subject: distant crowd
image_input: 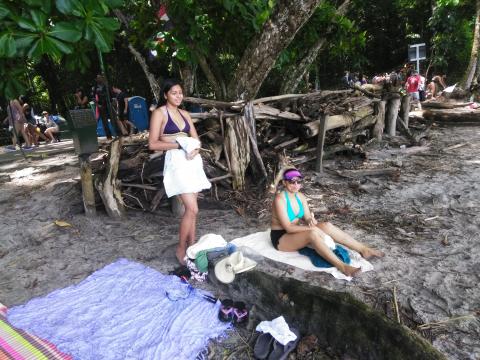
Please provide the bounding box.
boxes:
[341,67,448,103]
[2,74,136,151]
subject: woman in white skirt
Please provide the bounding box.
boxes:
[149,79,211,264]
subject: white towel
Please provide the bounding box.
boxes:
[231,230,373,281]
[256,316,297,346]
[176,136,200,154]
[163,139,211,197]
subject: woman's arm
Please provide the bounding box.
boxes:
[124,97,128,114]
[273,194,309,234]
[298,193,317,226]
[148,108,181,151]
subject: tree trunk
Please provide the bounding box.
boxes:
[373,100,386,140]
[461,0,480,90]
[225,116,250,190]
[114,9,161,102]
[179,62,195,96]
[280,0,351,94]
[227,0,323,100]
[386,97,401,136]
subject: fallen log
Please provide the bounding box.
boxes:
[423,108,480,123]
[302,106,374,138]
[254,104,305,122]
[421,101,473,109]
[335,167,400,179]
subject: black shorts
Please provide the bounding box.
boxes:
[118,112,128,121]
[270,229,287,250]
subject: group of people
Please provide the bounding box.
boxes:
[149,79,384,277]
[3,95,60,151]
[87,75,136,139]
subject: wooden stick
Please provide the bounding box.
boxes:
[393,286,401,324]
[274,137,300,150]
[79,156,96,217]
[315,114,328,172]
[208,174,232,183]
[119,182,158,191]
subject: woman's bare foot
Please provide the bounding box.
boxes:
[176,246,186,265]
[361,247,385,259]
[342,264,361,277]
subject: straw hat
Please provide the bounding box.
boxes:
[214,251,257,284]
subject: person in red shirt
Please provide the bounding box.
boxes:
[405,71,421,101]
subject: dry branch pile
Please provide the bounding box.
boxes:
[88,89,389,215]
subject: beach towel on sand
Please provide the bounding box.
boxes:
[8,259,229,360]
[231,230,373,281]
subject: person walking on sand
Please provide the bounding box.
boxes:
[148,79,211,264]
[270,168,384,277]
[6,98,32,150]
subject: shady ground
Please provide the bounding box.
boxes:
[0,123,479,360]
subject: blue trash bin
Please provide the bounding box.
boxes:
[128,96,149,131]
[96,116,117,137]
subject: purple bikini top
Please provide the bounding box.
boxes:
[163,108,190,135]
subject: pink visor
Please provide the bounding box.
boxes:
[283,169,303,180]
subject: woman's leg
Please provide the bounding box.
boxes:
[278,228,360,277]
[44,128,55,142]
[16,122,30,147]
[316,222,384,259]
[177,193,199,264]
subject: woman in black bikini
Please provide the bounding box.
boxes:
[149,79,206,264]
[271,168,384,277]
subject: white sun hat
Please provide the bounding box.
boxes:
[214,251,257,284]
[186,233,227,259]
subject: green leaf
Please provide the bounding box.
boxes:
[55,0,82,15]
[46,36,73,54]
[17,17,38,32]
[0,34,17,57]
[99,17,120,31]
[13,32,37,52]
[30,9,47,27]
[91,24,111,52]
[49,21,82,42]
[0,3,10,19]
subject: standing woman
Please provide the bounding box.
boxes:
[271,168,384,277]
[149,79,211,264]
[7,98,32,149]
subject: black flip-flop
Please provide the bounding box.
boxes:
[267,327,300,360]
[253,332,274,359]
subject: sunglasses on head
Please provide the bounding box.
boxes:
[286,179,302,185]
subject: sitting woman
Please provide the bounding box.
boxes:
[271,168,384,277]
[42,111,59,143]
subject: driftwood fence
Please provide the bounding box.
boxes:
[85,83,429,217]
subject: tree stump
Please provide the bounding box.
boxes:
[95,138,125,218]
[225,116,250,190]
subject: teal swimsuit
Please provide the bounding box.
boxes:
[284,191,304,221]
[271,191,305,249]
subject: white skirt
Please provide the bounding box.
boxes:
[163,149,211,198]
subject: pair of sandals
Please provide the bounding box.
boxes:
[218,299,248,324]
[253,328,300,360]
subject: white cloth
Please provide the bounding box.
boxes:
[231,230,374,281]
[163,138,211,198]
[186,234,227,259]
[176,136,200,154]
[256,316,297,346]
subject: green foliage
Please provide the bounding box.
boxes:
[0,0,122,98]
[428,0,475,80]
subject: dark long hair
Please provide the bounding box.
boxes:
[159,79,183,106]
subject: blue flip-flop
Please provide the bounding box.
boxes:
[267,327,300,360]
